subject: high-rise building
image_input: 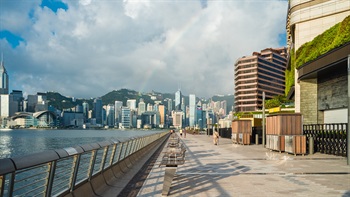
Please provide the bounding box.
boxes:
[26,93,48,112]
[11,90,24,112]
[0,94,10,117]
[172,111,183,129]
[167,98,172,115]
[147,103,153,111]
[153,103,159,112]
[121,107,131,128]
[175,89,182,111]
[106,104,115,127]
[158,104,165,127]
[0,56,9,94]
[220,100,227,116]
[127,99,137,111]
[234,48,287,112]
[138,99,146,115]
[189,94,196,127]
[92,97,103,125]
[82,102,89,122]
[196,105,203,129]
[114,101,123,126]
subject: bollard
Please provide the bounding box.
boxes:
[162,165,177,196]
[309,136,314,155]
[255,134,259,145]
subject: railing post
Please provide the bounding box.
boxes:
[45,161,56,197]
[109,144,117,166]
[6,172,15,197]
[100,146,109,171]
[117,143,125,161]
[70,154,81,192]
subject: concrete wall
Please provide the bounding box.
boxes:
[301,70,347,124]
[318,71,347,111]
[300,78,317,124]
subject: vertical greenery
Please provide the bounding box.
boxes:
[285,15,350,96]
[295,15,350,69]
[285,49,295,96]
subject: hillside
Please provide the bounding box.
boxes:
[47,89,234,111]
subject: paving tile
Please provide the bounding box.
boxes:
[137,133,350,197]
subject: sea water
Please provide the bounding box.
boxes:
[0,129,164,159]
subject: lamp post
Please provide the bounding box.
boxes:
[347,55,350,165]
[262,91,266,147]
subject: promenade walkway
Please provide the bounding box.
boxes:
[136,133,350,197]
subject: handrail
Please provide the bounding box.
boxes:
[0,131,168,197]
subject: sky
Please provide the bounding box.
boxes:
[0,0,289,99]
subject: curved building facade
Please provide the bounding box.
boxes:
[286,0,350,123]
[287,0,350,51]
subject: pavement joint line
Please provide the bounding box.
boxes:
[185,158,347,161]
[176,172,350,175]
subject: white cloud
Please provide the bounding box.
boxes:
[1,0,288,99]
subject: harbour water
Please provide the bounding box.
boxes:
[0,129,164,159]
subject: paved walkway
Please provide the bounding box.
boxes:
[137,133,350,197]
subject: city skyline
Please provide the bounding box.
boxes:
[1,0,288,99]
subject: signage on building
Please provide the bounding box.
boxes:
[268,106,281,113]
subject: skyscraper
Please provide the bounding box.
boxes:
[138,99,146,115]
[158,104,165,127]
[0,56,9,94]
[114,100,123,126]
[93,97,103,125]
[82,102,89,122]
[167,98,172,115]
[0,94,10,117]
[175,89,182,111]
[121,107,131,128]
[11,90,24,112]
[127,99,137,111]
[189,94,196,127]
[106,104,115,127]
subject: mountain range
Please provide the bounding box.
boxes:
[46,89,234,112]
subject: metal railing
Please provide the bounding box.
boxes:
[0,131,168,197]
[303,123,347,157]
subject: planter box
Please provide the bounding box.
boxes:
[284,135,306,155]
[238,133,251,145]
[232,120,252,134]
[232,133,238,144]
[266,135,285,152]
[266,113,303,135]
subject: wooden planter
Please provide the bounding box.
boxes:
[266,113,303,135]
[232,120,252,134]
[238,133,251,145]
[285,135,306,155]
[266,135,285,152]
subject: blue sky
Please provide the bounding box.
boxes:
[0,0,288,98]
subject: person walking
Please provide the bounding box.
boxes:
[183,128,186,138]
[179,129,183,137]
[213,130,219,145]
